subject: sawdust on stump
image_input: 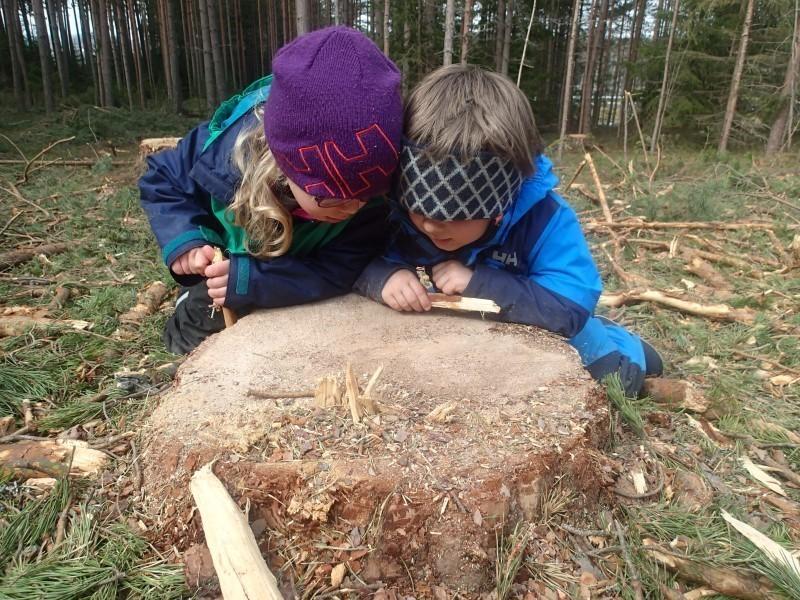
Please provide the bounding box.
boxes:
[141,295,608,594]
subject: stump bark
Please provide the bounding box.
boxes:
[142,295,608,593]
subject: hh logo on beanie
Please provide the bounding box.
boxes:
[279,124,399,199]
[264,26,403,200]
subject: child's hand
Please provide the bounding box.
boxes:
[170,245,216,276]
[432,260,473,295]
[205,259,229,306]
[382,269,432,312]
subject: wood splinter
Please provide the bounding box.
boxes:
[212,248,238,328]
[190,462,282,600]
[428,293,501,314]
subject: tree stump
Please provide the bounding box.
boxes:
[142,295,608,593]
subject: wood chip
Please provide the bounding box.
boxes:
[631,469,648,495]
[741,456,787,497]
[721,510,800,580]
[330,563,347,587]
[345,362,361,425]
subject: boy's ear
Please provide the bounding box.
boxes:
[493,215,504,225]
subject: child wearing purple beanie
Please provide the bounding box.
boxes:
[140,27,403,353]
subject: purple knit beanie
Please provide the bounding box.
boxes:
[263,26,402,200]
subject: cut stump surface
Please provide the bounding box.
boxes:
[142,295,608,593]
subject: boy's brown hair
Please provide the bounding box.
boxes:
[405,65,544,177]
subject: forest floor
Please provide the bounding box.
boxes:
[0,106,798,599]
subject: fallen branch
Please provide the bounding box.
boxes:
[643,541,780,599]
[190,462,283,600]
[47,286,72,311]
[0,315,91,337]
[0,439,108,479]
[428,293,501,314]
[247,389,313,399]
[0,159,126,167]
[585,152,613,223]
[614,520,644,600]
[599,289,756,324]
[586,219,774,232]
[113,281,169,339]
[628,239,755,271]
[0,242,69,270]
[685,257,731,290]
[139,137,181,158]
[20,136,76,184]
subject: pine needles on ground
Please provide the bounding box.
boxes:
[604,374,645,436]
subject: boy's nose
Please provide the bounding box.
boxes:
[422,218,443,233]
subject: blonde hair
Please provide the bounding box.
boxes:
[229,106,292,258]
[405,65,543,176]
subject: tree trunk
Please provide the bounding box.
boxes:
[591,0,612,127]
[718,0,755,153]
[650,0,679,153]
[31,0,54,112]
[113,0,133,109]
[127,0,145,107]
[257,0,265,73]
[166,0,182,112]
[495,0,505,70]
[206,0,226,101]
[501,0,514,75]
[383,0,389,55]
[107,0,123,91]
[295,0,309,35]
[2,0,26,109]
[443,0,455,65]
[79,0,98,105]
[766,3,800,153]
[557,0,581,157]
[197,0,216,108]
[156,0,172,100]
[578,0,608,133]
[623,0,645,94]
[46,0,68,96]
[96,0,114,106]
[460,0,473,64]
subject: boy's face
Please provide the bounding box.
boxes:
[409,212,492,251]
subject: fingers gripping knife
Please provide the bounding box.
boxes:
[212,248,238,328]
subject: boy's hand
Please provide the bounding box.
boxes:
[432,260,473,295]
[170,245,215,276]
[205,259,229,306]
[382,269,432,312]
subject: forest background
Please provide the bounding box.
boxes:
[0,0,797,153]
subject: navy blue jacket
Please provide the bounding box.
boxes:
[355,155,647,376]
[139,112,389,311]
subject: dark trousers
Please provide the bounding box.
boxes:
[163,284,227,355]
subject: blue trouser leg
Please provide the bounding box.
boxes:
[569,316,659,396]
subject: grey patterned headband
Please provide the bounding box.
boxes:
[396,140,523,221]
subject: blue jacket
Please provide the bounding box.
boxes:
[139,110,389,311]
[355,155,647,379]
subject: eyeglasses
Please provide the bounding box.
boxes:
[315,197,367,208]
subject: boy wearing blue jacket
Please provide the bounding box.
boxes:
[355,65,662,396]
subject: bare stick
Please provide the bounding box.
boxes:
[599,289,756,323]
[0,159,126,167]
[20,136,76,184]
[515,0,537,87]
[586,219,774,232]
[213,248,238,327]
[345,361,361,425]
[585,152,613,223]
[0,182,51,217]
[625,91,650,168]
[428,293,501,314]
[190,463,283,600]
[614,520,644,600]
[0,242,69,270]
[246,389,314,399]
[563,159,586,193]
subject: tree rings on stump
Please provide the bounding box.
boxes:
[142,295,608,593]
